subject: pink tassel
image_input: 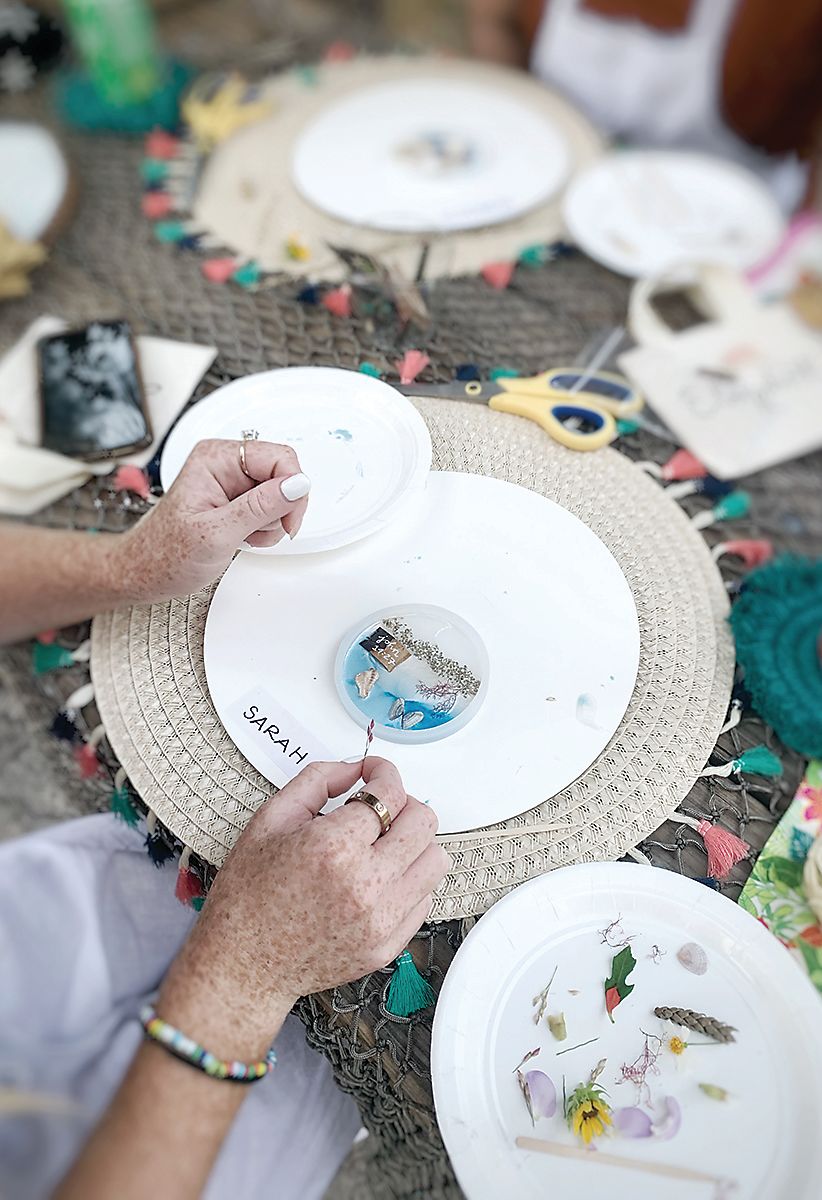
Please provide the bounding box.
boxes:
[202,257,238,284]
[144,129,181,160]
[323,39,356,61]
[74,742,102,779]
[481,261,516,290]
[697,820,749,879]
[36,629,58,644]
[322,284,353,318]
[660,449,707,482]
[394,350,430,385]
[113,465,151,500]
[712,539,774,568]
[141,191,173,220]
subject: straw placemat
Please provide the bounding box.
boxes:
[91,397,734,920]
[184,54,603,282]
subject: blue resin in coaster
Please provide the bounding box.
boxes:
[335,604,488,745]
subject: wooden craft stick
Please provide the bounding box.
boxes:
[515,1137,727,1186]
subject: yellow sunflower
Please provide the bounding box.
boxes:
[566,1081,613,1145]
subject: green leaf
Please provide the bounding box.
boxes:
[796,940,822,993]
[604,945,636,1021]
[761,856,804,889]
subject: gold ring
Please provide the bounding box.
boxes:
[345,789,392,837]
[238,440,253,479]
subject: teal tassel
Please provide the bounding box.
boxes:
[734,745,783,777]
[359,362,381,377]
[111,786,141,828]
[518,243,551,268]
[32,643,75,674]
[616,418,640,436]
[714,490,751,522]
[232,260,262,288]
[140,158,168,185]
[385,949,435,1017]
[154,220,187,244]
[489,367,519,381]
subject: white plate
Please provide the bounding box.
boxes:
[0,121,69,243]
[432,863,822,1200]
[292,79,570,233]
[203,472,639,832]
[160,367,432,555]
[563,150,785,278]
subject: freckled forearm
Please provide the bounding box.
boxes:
[0,523,139,645]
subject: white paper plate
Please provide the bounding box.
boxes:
[160,367,432,555]
[563,150,784,278]
[203,472,639,833]
[0,121,69,243]
[292,79,570,233]
[432,863,822,1200]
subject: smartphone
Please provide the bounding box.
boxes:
[38,320,152,460]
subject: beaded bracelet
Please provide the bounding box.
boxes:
[139,1004,277,1083]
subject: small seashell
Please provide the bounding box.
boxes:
[388,698,405,721]
[401,710,424,729]
[355,668,379,699]
[677,942,708,976]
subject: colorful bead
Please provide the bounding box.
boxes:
[139,1004,276,1084]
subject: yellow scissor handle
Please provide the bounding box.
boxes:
[497,368,644,417]
[488,391,616,451]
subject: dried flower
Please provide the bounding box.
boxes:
[565,1080,612,1145]
[531,966,558,1025]
[699,1083,730,1102]
[518,1069,557,1124]
[512,1047,540,1074]
[654,1006,737,1044]
[617,1032,662,1105]
[668,1036,686,1056]
[547,1012,567,1041]
[599,915,634,949]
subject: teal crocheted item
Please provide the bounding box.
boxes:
[730,556,822,756]
[55,59,192,133]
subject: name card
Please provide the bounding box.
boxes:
[227,688,334,786]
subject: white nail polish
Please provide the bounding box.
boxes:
[280,473,311,502]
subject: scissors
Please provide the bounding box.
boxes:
[399,367,643,451]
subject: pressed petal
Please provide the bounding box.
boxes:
[524,1070,557,1119]
[652,1095,683,1141]
[571,1107,584,1135]
[588,1117,603,1138]
[613,1107,654,1138]
[598,1106,612,1127]
[581,1121,594,1144]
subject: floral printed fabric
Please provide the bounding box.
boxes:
[739,760,822,992]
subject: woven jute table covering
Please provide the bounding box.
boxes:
[0,82,818,1200]
[91,398,734,920]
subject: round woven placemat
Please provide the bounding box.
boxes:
[91,396,734,919]
[187,54,603,281]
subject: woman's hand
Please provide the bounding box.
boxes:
[115,438,311,603]
[156,757,449,1059]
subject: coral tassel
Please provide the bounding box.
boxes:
[697,820,749,879]
[113,465,152,501]
[385,949,435,1017]
[394,350,430,385]
[661,449,707,482]
[711,539,774,568]
[481,260,516,290]
[322,284,353,318]
[175,847,206,906]
[74,743,102,778]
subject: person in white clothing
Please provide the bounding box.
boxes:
[0,438,449,1199]
[468,0,822,210]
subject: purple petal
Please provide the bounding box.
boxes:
[524,1070,557,1119]
[613,1107,654,1138]
[651,1095,682,1141]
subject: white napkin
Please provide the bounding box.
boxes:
[0,318,217,514]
